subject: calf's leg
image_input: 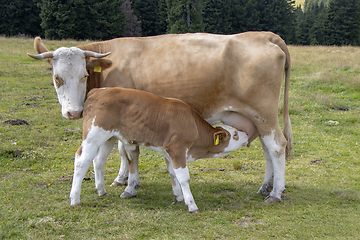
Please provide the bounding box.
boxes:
[111,141,130,186]
[165,157,183,202]
[70,127,113,206]
[166,141,198,213]
[70,143,100,206]
[120,144,140,198]
[93,137,116,196]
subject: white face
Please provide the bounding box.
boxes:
[52,47,88,119]
[219,125,248,154]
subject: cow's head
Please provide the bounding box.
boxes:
[28,42,110,119]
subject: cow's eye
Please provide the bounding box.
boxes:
[81,74,89,82]
[54,75,64,88]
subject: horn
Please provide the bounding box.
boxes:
[27,52,54,60]
[84,51,111,58]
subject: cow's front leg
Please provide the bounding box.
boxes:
[259,129,287,203]
[93,138,116,196]
[165,157,183,202]
[70,143,99,206]
[120,144,140,198]
[111,141,130,186]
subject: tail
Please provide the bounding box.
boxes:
[280,40,293,159]
[283,55,293,159]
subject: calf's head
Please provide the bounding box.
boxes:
[211,125,248,157]
[28,45,110,119]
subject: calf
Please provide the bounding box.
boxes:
[70,87,248,213]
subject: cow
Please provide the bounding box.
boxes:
[71,87,249,212]
[28,31,293,203]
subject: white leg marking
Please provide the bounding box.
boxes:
[70,142,99,206]
[260,131,285,202]
[165,157,183,202]
[120,144,140,198]
[70,123,114,205]
[173,166,198,213]
[258,138,274,196]
[93,138,116,196]
[111,141,130,186]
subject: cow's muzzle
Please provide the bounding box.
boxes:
[67,111,83,119]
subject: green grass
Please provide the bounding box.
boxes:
[1,37,360,239]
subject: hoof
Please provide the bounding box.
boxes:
[264,195,281,203]
[190,209,199,214]
[99,192,107,197]
[120,191,136,199]
[257,184,273,196]
[70,203,81,207]
[111,180,127,186]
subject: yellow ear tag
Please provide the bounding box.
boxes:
[214,135,220,146]
[94,65,102,73]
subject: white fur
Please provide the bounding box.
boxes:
[212,125,248,158]
[173,166,198,213]
[52,47,88,119]
[259,130,285,200]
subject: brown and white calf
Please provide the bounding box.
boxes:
[70,87,248,213]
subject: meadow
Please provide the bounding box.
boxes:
[0,36,359,239]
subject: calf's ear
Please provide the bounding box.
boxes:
[213,130,229,146]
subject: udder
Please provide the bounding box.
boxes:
[221,112,259,146]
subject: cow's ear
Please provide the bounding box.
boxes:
[213,130,229,146]
[86,58,112,72]
[34,37,52,65]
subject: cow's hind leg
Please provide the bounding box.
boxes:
[257,137,274,196]
[93,137,117,196]
[259,127,287,203]
[111,141,130,186]
[120,144,140,198]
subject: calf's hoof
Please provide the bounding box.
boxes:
[111,180,127,186]
[190,209,199,214]
[264,195,281,203]
[120,191,136,198]
[98,192,107,197]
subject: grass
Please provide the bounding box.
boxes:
[1,36,360,239]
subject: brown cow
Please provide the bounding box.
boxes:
[70,87,249,213]
[28,32,293,202]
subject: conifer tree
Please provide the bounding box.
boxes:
[325,0,360,45]
[0,0,42,37]
[166,0,205,33]
[39,0,125,40]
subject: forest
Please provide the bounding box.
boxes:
[0,0,360,46]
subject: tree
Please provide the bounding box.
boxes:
[203,0,235,34]
[119,0,141,37]
[132,0,167,36]
[325,0,360,46]
[39,0,125,40]
[0,0,43,37]
[166,0,205,33]
[257,0,297,44]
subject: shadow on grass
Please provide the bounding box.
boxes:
[76,179,360,213]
